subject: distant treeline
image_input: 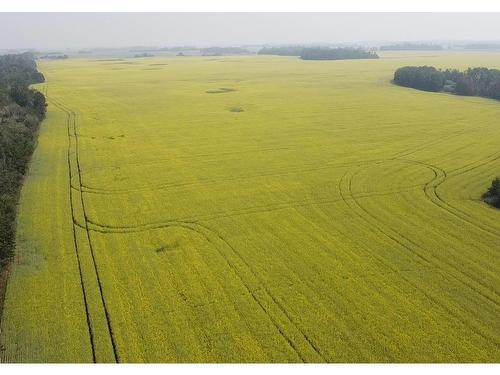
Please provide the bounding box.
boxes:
[37,54,68,60]
[483,178,500,208]
[130,46,197,53]
[200,47,250,56]
[134,53,154,58]
[258,46,305,56]
[300,48,379,60]
[464,43,500,50]
[127,46,251,56]
[380,43,443,51]
[393,66,500,100]
[0,53,46,270]
[258,46,378,60]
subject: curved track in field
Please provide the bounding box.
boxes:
[335,158,499,344]
[50,96,332,363]
[50,97,119,363]
[46,89,500,361]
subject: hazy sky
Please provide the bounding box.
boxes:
[1,13,499,50]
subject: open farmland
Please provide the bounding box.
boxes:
[0,52,499,362]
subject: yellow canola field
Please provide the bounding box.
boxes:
[1,52,499,362]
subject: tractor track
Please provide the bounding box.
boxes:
[50,97,119,363]
[346,161,500,304]
[77,183,421,235]
[337,165,499,344]
[76,159,385,195]
[49,98,96,362]
[45,90,500,361]
[89,216,328,362]
[404,157,500,239]
[50,96,326,362]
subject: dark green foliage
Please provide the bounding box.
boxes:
[0,53,45,267]
[454,68,500,99]
[455,76,476,96]
[483,178,500,208]
[300,48,379,61]
[258,46,305,56]
[0,53,44,87]
[393,66,500,100]
[31,90,47,119]
[393,66,444,92]
[9,85,29,107]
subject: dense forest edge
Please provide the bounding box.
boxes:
[0,53,46,318]
[393,66,500,100]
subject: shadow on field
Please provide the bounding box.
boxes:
[206,87,236,94]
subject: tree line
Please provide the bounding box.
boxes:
[258,46,379,60]
[393,66,500,100]
[258,46,305,56]
[200,47,250,56]
[300,48,378,60]
[0,52,46,270]
[464,43,500,50]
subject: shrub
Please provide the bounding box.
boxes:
[483,177,500,208]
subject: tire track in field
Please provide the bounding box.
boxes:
[79,113,475,196]
[191,221,329,362]
[75,200,331,359]
[389,126,500,237]
[86,218,328,362]
[352,158,500,286]
[390,129,469,160]
[344,160,500,332]
[79,169,445,358]
[77,124,475,197]
[346,161,500,304]
[438,152,500,233]
[337,167,430,266]
[50,98,327,362]
[388,127,500,237]
[50,97,119,363]
[78,134,500,353]
[311,182,496,354]
[80,183,421,235]
[91,218,325,361]
[397,159,500,299]
[48,98,96,362]
[337,165,499,344]
[446,151,500,175]
[449,151,500,201]
[77,158,387,195]
[402,157,500,239]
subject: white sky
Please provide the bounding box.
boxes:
[0,13,499,50]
